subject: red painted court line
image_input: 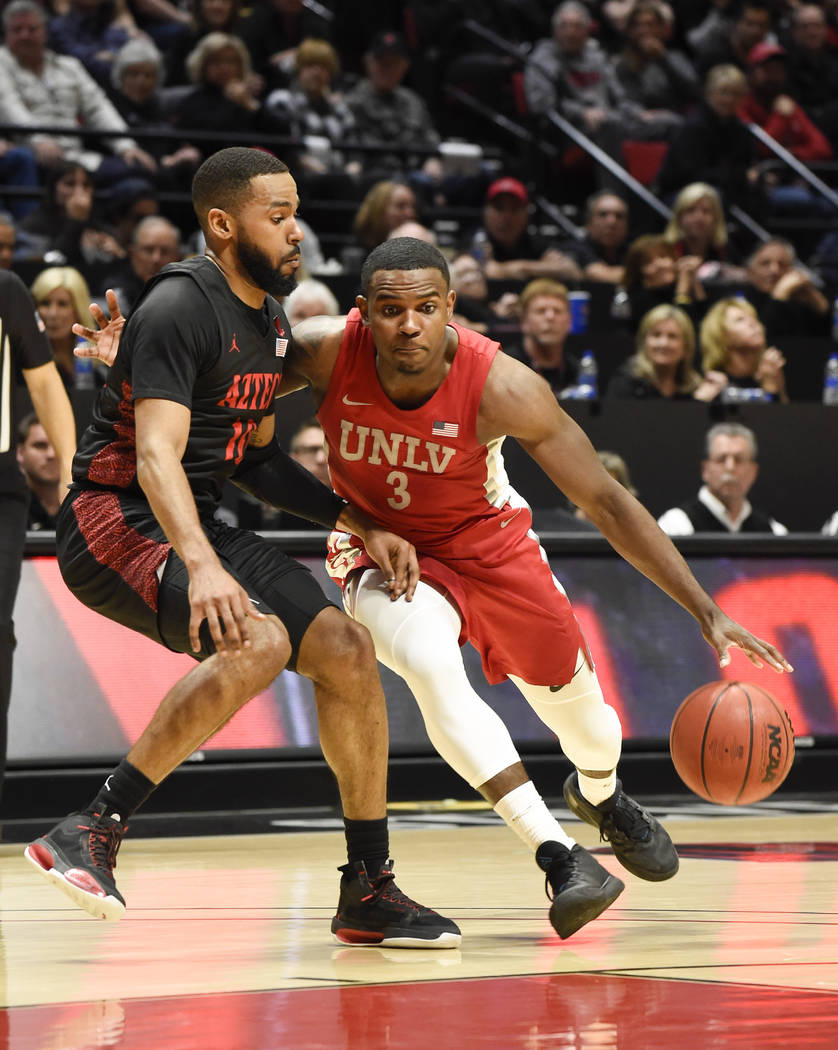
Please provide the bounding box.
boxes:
[4,973,838,1050]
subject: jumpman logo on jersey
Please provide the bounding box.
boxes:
[229,333,240,353]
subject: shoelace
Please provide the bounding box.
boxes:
[81,818,124,872]
[600,796,651,845]
[360,864,423,913]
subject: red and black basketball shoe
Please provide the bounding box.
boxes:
[331,860,461,948]
[24,810,127,920]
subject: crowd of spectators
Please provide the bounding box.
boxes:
[2,0,838,533]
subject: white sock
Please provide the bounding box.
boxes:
[494,781,575,853]
[576,771,617,807]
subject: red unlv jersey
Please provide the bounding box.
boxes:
[318,309,584,687]
[318,308,520,555]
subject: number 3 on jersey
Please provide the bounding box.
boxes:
[386,470,411,509]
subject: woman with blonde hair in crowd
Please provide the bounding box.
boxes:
[606,303,705,399]
[699,296,788,402]
[662,182,745,283]
[30,267,97,390]
[352,180,417,252]
[172,33,280,157]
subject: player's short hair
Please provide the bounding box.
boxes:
[360,237,450,293]
[191,147,289,234]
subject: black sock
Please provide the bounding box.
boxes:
[85,759,156,822]
[343,816,389,875]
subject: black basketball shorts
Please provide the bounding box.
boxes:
[56,488,334,668]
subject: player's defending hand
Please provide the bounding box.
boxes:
[700,606,793,673]
[72,289,125,367]
[187,560,265,655]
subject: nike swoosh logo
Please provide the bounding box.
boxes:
[500,508,523,528]
[342,395,374,406]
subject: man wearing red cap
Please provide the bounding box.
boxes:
[467,176,581,282]
[738,41,832,163]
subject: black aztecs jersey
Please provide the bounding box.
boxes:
[72,256,292,517]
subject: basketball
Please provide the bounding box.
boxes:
[669,681,795,805]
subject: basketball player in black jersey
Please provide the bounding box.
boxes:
[24,148,461,949]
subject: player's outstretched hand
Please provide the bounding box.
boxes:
[72,289,125,367]
[363,526,420,602]
[187,561,265,655]
[701,607,793,673]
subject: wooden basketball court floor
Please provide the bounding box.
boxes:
[0,797,836,1049]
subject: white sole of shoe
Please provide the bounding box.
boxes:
[332,930,462,949]
[24,845,125,921]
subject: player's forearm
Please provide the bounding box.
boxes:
[25,362,77,494]
[587,487,719,624]
[137,449,216,572]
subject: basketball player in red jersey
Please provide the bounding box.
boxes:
[281,238,793,939]
[80,236,792,941]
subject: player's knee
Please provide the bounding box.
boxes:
[314,611,377,680]
[249,615,292,678]
[559,702,622,770]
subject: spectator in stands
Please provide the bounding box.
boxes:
[699,296,789,402]
[0,1,156,184]
[739,41,833,214]
[165,0,245,85]
[743,237,830,338]
[110,39,202,186]
[785,4,838,150]
[265,38,360,184]
[504,278,580,396]
[662,182,746,284]
[172,33,281,159]
[106,213,181,311]
[524,2,683,187]
[559,191,630,284]
[740,40,832,163]
[239,0,334,91]
[29,265,97,390]
[612,0,700,135]
[352,179,418,253]
[16,412,62,530]
[126,0,191,57]
[617,233,707,332]
[48,0,137,88]
[387,220,436,243]
[693,0,774,75]
[449,252,520,332]
[16,160,124,269]
[656,63,757,209]
[344,31,444,196]
[283,278,340,325]
[0,213,16,268]
[605,303,705,399]
[0,138,41,220]
[467,177,582,283]
[658,422,788,534]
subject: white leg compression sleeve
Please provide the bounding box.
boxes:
[509,650,623,779]
[348,570,521,788]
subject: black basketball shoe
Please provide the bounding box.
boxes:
[331,860,461,949]
[536,842,625,939]
[563,773,679,881]
[24,810,127,920]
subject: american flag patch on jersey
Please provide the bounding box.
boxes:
[275,338,288,357]
[432,420,459,438]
